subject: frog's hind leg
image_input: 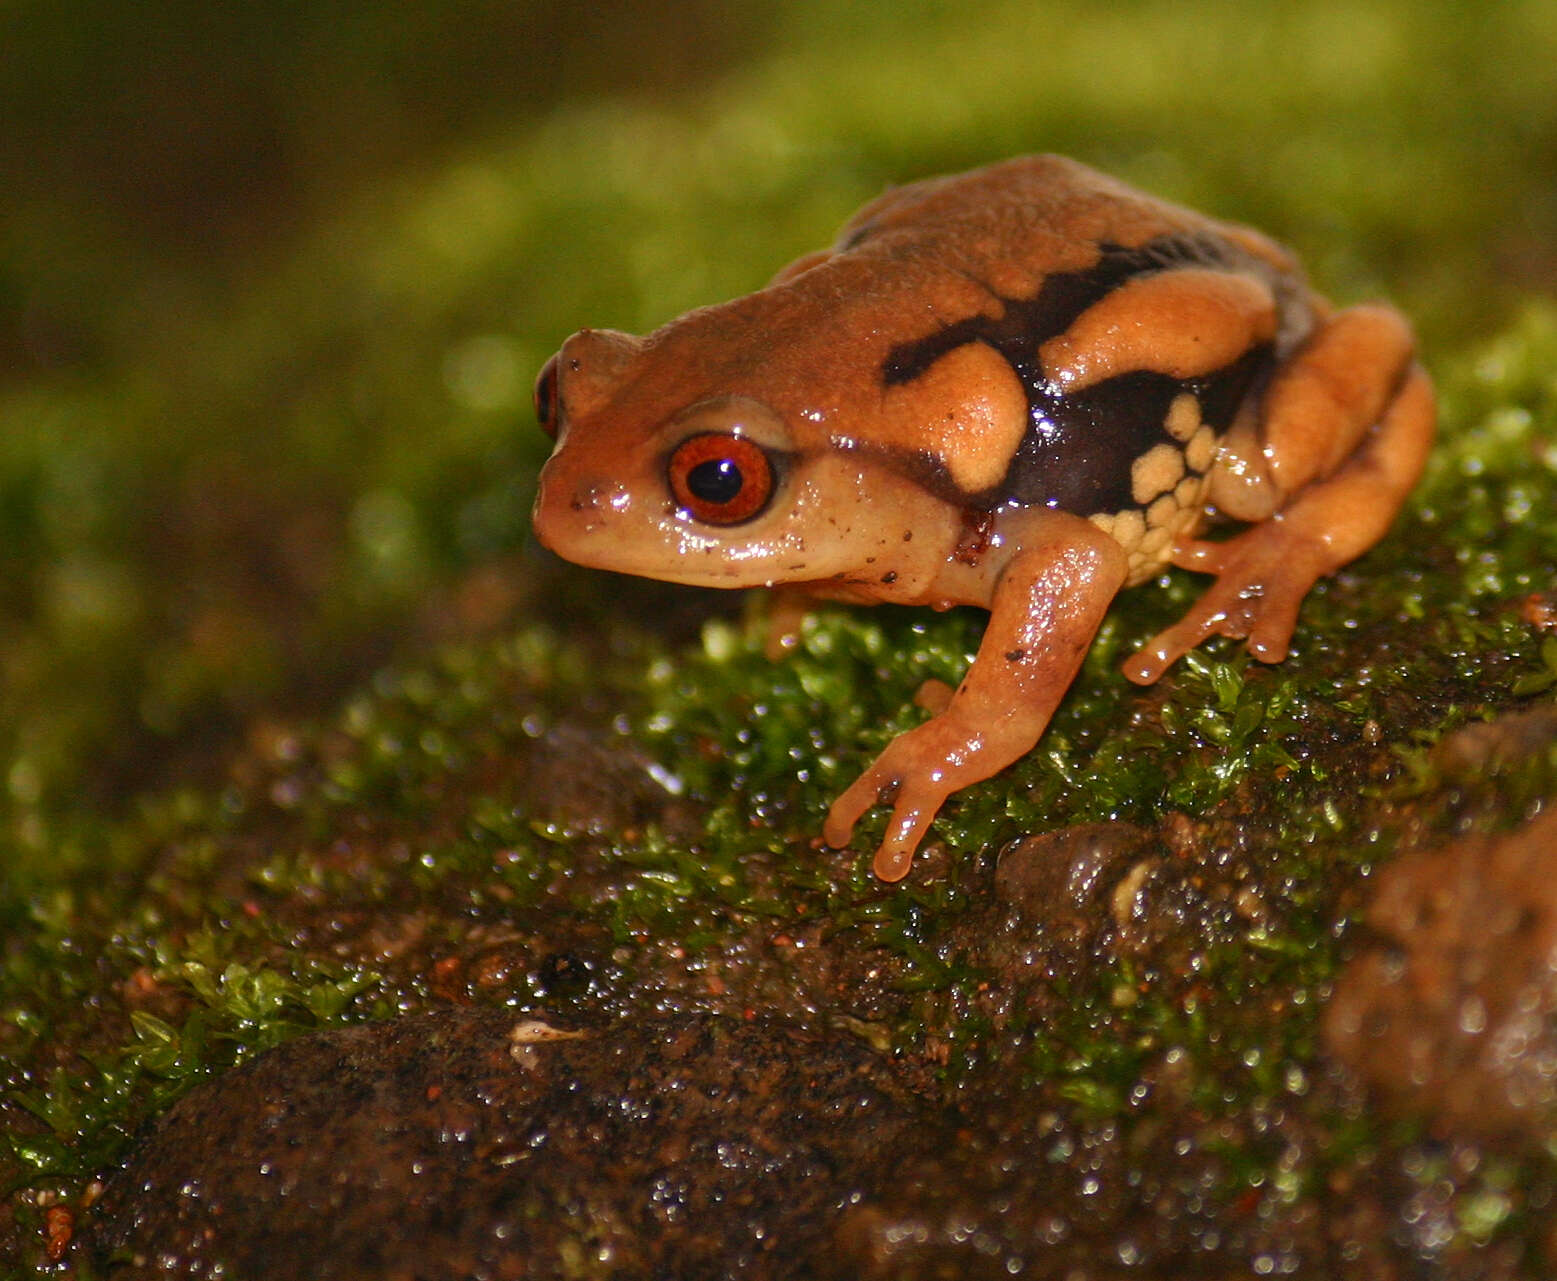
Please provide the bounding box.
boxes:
[1124,304,1435,685]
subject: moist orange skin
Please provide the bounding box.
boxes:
[533,154,1435,882]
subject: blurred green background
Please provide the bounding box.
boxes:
[2,0,1554,872]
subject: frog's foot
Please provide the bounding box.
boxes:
[1122,523,1330,685]
[1125,355,1435,687]
[823,716,980,882]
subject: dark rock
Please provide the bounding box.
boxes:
[88,1008,923,1280]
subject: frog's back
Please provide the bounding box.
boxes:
[815,156,1316,578]
[836,154,1296,286]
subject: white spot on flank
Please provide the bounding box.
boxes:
[1165,393,1202,442]
[1131,443,1185,505]
[1147,493,1180,529]
[1186,425,1218,473]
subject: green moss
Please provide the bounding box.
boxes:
[15,286,1554,1252]
[4,903,386,1189]
[6,0,1557,1272]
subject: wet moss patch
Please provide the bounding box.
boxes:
[2,305,1556,1274]
[5,2,1557,1274]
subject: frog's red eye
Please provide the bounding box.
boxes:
[667,433,775,525]
[534,354,560,438]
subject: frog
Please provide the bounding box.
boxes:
[531,154,1435,883]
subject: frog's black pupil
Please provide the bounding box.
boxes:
[687,457,744,505]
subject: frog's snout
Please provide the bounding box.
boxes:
[562,479,614,514]
[532,455,632,551]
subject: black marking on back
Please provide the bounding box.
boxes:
[880,233,1279,515]
[999,346,1272,514]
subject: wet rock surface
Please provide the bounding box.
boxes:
[23,630,1557,1278]
[81,1003,1365,1281]
[77,811,1401,1281]
[89,1009,925,1280]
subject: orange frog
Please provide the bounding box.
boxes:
[532,155,1434,882]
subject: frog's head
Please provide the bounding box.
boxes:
[531,323,916,591]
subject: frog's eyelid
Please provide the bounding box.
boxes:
[534,355,561,438]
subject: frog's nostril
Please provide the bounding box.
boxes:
[568,482,623,514]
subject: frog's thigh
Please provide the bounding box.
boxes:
[1040,268,1278,392]
[1243,357,1435,573]
[1209,304,1417,520]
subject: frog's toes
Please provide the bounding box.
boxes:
[1124,526,1328,684]
[825,730,957,879]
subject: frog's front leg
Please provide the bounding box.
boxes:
[1125,304,1435,685]
[825,518,1128,881]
